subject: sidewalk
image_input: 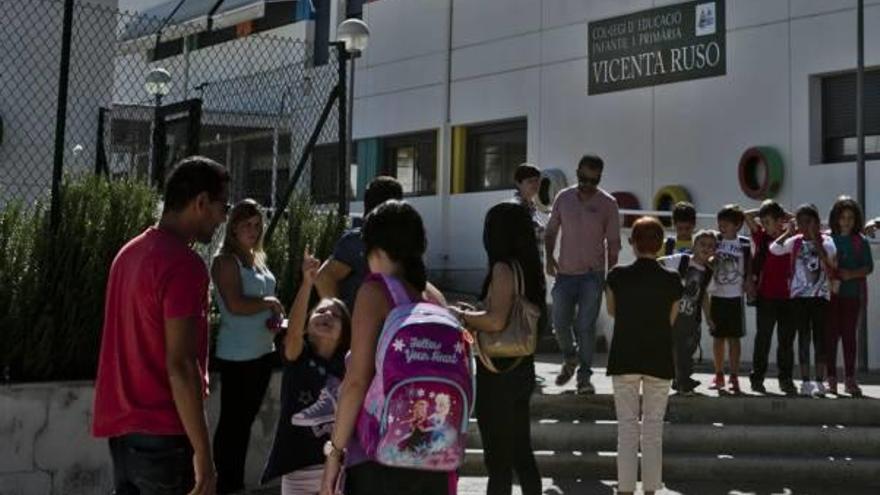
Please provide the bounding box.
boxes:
[534,352,880,397]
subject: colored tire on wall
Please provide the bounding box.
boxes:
[738,146,784,200]
[611,191,641,228]
[537,168,568,212]
[653,185,692,226]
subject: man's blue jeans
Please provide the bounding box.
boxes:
[551,272,605,384]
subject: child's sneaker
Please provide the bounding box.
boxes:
[728,375,741,394]
[709,373,725,390]
[827,377,838,395]
[799,380,816,397]
[813,381,827,397]
[291,382,339,427]
[845,378,863,398]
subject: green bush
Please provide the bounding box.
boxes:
[265,194,347,307]
[0,175,158,382]
[0,176,346,383]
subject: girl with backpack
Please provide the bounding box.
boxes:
[770,204,837,397]
[320,200,471,495]
[827,196,874,397]
[450,202,545,495]
[261,248,351,494]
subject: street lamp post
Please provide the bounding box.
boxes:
[145,67,171,188]
[336,18,370,217]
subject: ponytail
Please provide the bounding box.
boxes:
[401,256,428,292]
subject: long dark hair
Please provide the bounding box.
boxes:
[829,195,864,235]
[362,200,428,291]
[480,202,546,311]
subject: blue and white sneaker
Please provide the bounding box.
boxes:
[291,379,340,427]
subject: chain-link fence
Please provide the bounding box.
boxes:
[1,0,345,215]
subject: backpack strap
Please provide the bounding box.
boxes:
[678,254,690,278]
[790,236,803,280]
[665,237,676,256]
[378,274,414,307]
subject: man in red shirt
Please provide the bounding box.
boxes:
[744,200,795,395]
[93,156,230,495]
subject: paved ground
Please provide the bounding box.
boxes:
[248,476,878,494]
[534,353,880,398]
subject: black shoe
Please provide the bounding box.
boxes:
[750,378,767,394]
[779,379,797,396]
[555,362,577,386]
[576,379,596,395]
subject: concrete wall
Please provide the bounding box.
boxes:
[0,375,282,495]
[347,0,880,368]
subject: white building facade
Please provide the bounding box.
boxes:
[342,0,880,367]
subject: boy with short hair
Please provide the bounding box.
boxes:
[660,229,716,395]
[659,201,697,256]
[707,204,753,393]
[744,200,796,395]
[770,204,837,397]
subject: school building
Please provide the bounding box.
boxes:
[119,0,880,368]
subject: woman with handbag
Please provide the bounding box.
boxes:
[451,202,545,495]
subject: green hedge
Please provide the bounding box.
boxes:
[0,176,345,383]
[0,175,158,382]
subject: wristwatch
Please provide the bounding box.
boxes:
[323,440,345,460]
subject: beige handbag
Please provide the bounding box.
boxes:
[475,262,541,373]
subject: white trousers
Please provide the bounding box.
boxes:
[281,465,324,495]
[612,374,672,493]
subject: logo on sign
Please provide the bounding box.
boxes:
[695,2,716,36]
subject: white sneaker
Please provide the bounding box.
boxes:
[799,380,816,397]
[813,381,827,397]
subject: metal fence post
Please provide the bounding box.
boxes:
[336,45,349,218]
[50,0,75,232]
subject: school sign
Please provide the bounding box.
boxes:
[588,0,726,95]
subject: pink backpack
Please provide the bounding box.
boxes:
[356,275,475,471]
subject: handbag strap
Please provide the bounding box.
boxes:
[510,261,526,297]
[476,260,526,374]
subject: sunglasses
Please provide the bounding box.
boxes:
[578,176,601,186]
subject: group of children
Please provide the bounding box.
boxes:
[658,198,874,397]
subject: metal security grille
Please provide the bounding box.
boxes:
[1,0,345,215]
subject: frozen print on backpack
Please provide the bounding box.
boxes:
[381,389,460,465]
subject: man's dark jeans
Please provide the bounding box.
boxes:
[109,433,194,495]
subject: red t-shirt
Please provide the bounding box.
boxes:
[752,228,791,300]
[92,227,210,438]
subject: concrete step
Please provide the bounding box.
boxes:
[454,477,880,495]
[465,421,880,457]
[529,392,880,426]
[460,450,880,487]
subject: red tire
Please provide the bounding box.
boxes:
[738,146,784,200]
[611,191,641,228]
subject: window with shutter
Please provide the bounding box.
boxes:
[821,69,880,163]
